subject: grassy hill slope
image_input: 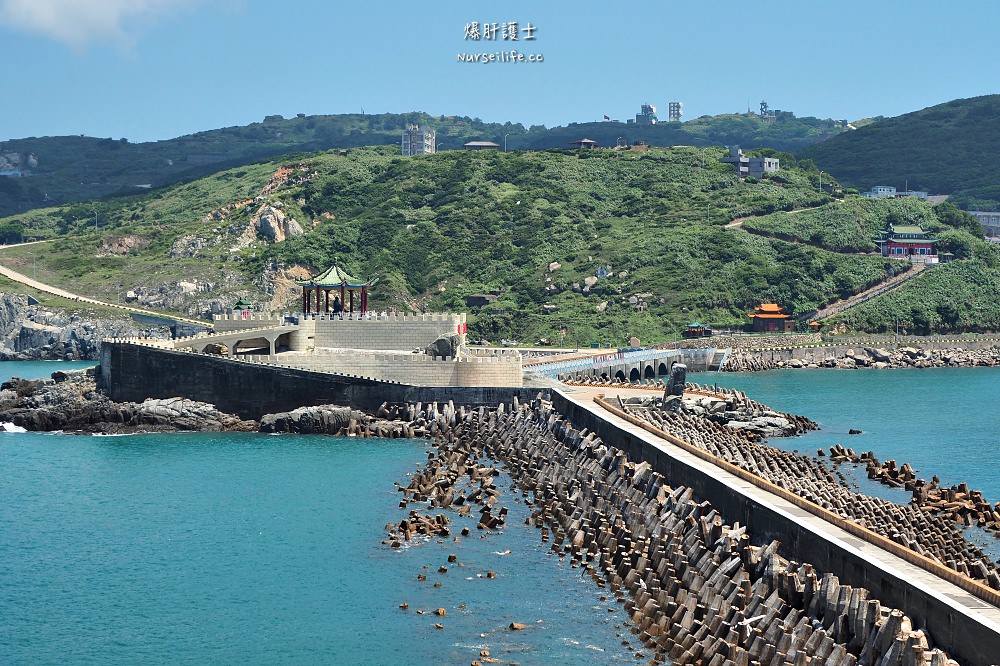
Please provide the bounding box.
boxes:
[0,111,847,219]
[798,95,1000,209]
[10,144,971,344]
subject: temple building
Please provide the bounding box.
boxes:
[875,223,939,263]
[295,265,376,315]
[748,303,796,333]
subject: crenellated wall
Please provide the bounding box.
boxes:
[212,312,467,352]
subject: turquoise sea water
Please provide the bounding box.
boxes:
[4,361,1000,664]
[0,364,634,665]
[1,360,97,380]
[708,367,1000,502]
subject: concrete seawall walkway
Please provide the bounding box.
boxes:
[554,383,1000,665]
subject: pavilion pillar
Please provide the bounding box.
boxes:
[302,288,307,313]
[361,287,367,314]
[340,283,346,309]
[349,290,354,314]
[324,289,329,313]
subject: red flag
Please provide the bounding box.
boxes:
[603,115,610,120]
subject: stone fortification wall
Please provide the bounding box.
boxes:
[212,312,285,332]
[243,348,523,387]
[550,389,1000,666]
[101,342,530,418]
[212,312,467,352]
[310,313,466,351]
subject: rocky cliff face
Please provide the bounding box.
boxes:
[253,203,304,243]
[0,292,171,360]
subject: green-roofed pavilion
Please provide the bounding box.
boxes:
[682,322,712,339]
[295,265,377,314]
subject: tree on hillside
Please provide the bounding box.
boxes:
[934,201,984,237]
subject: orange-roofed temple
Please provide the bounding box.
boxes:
[749,302,796,333]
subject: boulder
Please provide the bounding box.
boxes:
[424,334,461,359]
[865,348,891,363]
[259,405,368,434]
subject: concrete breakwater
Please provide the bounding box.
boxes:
[825,447,1000,571]
[611,386,1000,593]
[721,345,1000,372]
[406,398,968,665]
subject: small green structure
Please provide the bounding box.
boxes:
[295,265,377,315]
[682,322,712,339]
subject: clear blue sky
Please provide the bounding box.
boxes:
[2,0,999,143]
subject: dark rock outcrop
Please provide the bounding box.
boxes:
[0,368,256,433]
[259,405,369,434]
[0,292,171,361]
[423,334,461,359]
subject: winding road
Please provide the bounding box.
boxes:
[0,241,208,327]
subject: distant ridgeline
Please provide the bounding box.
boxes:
[798,94,1000,210]
[0,109,848,218]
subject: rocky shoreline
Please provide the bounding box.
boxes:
[721,345,1000,372]
[0,293,172,361]
[0,368,415,437]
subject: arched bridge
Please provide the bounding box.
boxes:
[523,347,729,381]
[169,324,296,356]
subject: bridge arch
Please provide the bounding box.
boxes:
[657,362,669,376]
[644,364,656,379]
[615,370,627,382]
[629,367,641,382]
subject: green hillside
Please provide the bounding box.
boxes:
[15,144,991,344]
[798,95,1000,209]
[0,110,847,219]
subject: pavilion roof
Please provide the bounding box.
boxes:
[754,303,785,314]
[295,265,375,289]
[889,224,926,235]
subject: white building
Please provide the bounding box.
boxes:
[862,186,929,200]
[627,103,658,125]
[401,125,436,156]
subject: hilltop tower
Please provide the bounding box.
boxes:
[634,103,658,124]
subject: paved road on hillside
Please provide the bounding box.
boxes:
[0,242,208,327]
